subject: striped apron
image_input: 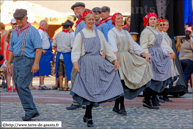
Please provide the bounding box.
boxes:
[71,29,124,103]
[112,30,153,90]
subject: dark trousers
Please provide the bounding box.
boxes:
[180,59,193,91]
[13,56,38,115]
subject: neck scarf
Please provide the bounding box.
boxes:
[96,16,112,26]
[16,22,31,36]
[38,27,45,31]
[62,29,70,33]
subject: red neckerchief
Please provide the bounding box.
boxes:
[96,16,112,27]
[38,27,45,31]
[62,29,70,33]
[75,15,83,28]
[16,22,31,36]
[126,24,130,30]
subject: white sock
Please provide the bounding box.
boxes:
[40,85,45,87]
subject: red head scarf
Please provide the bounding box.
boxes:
[83,10,94,20]
[143,12,157,26]
[112,12,121,25]
[158,18,164,22]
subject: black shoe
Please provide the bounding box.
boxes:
[82,105,86,109]
[83,116,87,123]
[118,110,127,116]
[66,104,81,110]
[87,119,94,127]
[153,99,161,106]
[2,82,7,89]
[22,112,36,121]
[143,100,159,109]
[163,97,172,102]
[112,107,120,113]
[156,95,165,103]
[32,112,40,118]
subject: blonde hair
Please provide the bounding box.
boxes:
[0,22,5,29]
[84,13,95,20]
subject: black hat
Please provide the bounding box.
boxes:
[13,9,27,19]
[62,20,74,28]
[101,6,110,12]
[92,7,102,13]
[71,2,85,10]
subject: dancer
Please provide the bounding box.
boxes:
[7,9,42,121]
[70,11,124,127]
[140,13,173,109]
[108,13,152,115]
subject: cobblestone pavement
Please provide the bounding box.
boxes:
[0,77,193,129]
[1,102,192,129]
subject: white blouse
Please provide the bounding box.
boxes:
[72,28,116,63]
[108,27,144,55]
[161,32,174,54]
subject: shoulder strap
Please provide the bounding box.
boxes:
[99,24,102,30]
[79,30,85,39]
[95,29,99,37]
[79,22,82,32]
[146,27,156,35]
[20,28,29,56]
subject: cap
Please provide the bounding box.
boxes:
[101,6,110,12]
[13,9,27,19]
[71,2,85,10]
[92,7,102,13]
[62,20,74,28]
[10,18,16,24]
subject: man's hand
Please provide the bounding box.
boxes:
[31,63,39,74]
[113,59,119,72]
[130,34,138,42]
[73,62,80,73]
[42,50,47,55]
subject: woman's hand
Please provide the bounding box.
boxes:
[171,52,176,61]
[167,53,173,60]
[141,52,151,63]
[113,59,119,72]
[73,62,80,73]
[102,53,105,59]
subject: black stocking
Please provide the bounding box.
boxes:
[119,96,125,110]
[114,98,120,109]
[85,104,93,119]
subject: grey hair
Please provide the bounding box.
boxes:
[40,20,47,27]
[84,13,95,20]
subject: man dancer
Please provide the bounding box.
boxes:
[66,2,86,110]
[7,9,42,121]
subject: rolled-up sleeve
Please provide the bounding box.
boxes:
[108,30,118,52]
[140,30,149,53]
[161,39,173,53]
[127,32,144,55]
[31,29,43,49]
[71,33,82,63]
[9,31,15,52]
[99,31,116,62]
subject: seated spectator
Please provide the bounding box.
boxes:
[179,30,193,92]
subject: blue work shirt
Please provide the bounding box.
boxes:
[96,22,109,42]
[9,25,43,58]
[106,20,114,30]
[75,20,97,37]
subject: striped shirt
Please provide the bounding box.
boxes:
[9,25,43,58]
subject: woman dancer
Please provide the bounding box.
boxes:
[108,13,153,115]
[70,11,124,127]
[140,13,173,109]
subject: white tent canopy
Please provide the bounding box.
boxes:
[1,1,69,24]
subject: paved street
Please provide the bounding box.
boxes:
[0,77,193,129]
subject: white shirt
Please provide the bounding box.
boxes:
[108,27,144,55]
[161,32,174,54]
[53,31,74,59]
[38,29,50,49]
